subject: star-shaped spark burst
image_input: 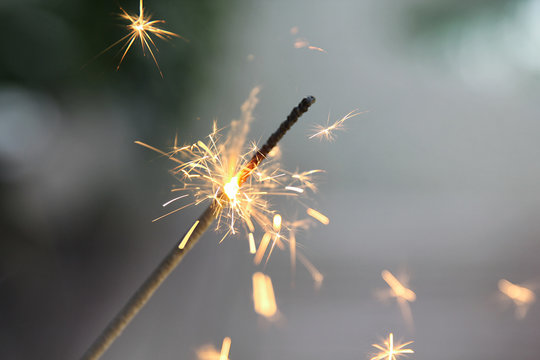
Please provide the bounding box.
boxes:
[103,0,185,77]
[371,333,414,360]
[309,109,366,141]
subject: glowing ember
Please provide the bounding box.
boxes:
[498,279,536,319]
[380,270,416,329]
[101,0,185,77]
[309,109,366,141]
[252,272,278,318]
[371,333,414,360]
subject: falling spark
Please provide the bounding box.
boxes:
[309,109,366,141]
[498,279,536,319]
[100,0,185,77]
[307,208,330,225]
[137,88,324,271]
[252,272,278,318]
[380,270,416,330]
[219,337,231,360]
[248,233,256,254]
[371,333,414,360]
[293,38,327,53]
[196,337,231,360]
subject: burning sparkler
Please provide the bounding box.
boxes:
[378,270,416,331]
[100,0,184,77]
[81,92,317,360]
[371,333,414,360]
[498,278,536,319]
[309,109,366,141]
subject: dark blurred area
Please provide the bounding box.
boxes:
[2,0,540,359]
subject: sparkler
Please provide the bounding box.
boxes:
[100,0,184,77]
[81,94,316,360]
[498,278,536,319]
[379,270,416,330]
[309,109,366,141]
[371,333,414,360]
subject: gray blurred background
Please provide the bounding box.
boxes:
[2,0,540,359]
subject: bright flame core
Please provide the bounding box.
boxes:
[223,176,240,202]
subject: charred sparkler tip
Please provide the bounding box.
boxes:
[239,96,316,185]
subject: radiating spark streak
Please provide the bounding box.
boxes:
[99,0,185,77]
[498,279,536,319]
[178,220,199,249]
[309,109,366,141]
[252,272,278,318]
[307,208,329,225]
[297,252,323,289]
[371,333,414,360]
[254,233,272,265]
[162,194,188,207]
[248,233,256,254]
[285,186,304,193]
[152,202,194,222]
[219,337,231,360]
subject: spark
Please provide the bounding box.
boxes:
[371,333,414,360]
[380,270,416,329]
[293,38,327,53]
[195,337,231,360]
[252,272,278,318]
[219,337,232,360]
[309,109,366,141]
[307,208,330,225]
[290,26,326,53]
[137,88,325,272]
[498,279,536,319]
[102,0,185,77]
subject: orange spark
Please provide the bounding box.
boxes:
[309,109,366,141]
[252,272,278,318]
[380,270,416,329]
[498,279,536,319]
[102,0,185,77]
[293,38,327,53]
[219,337,231,360]
[196,337,231,360]
[307,208,329,225]
[371,333,414,360]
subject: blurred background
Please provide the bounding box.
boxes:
[2,0,540,359]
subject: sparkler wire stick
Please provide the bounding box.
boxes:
[81,96,316,360]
